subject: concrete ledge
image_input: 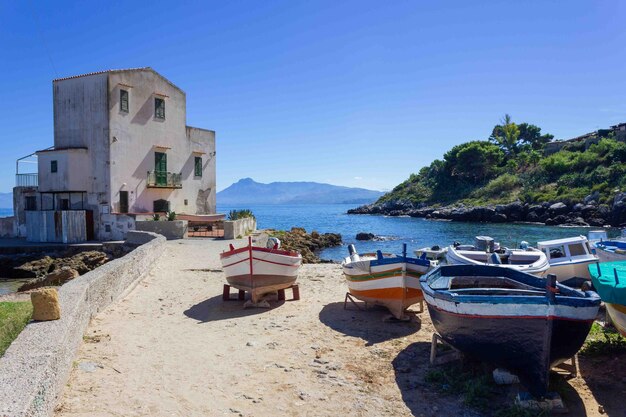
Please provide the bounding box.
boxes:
[135,220,188,240]
[0,231,166,417]
[223,218,256,240]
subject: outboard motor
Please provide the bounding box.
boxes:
[475,236,495,253]
[520,241,529,250]
[348,244,360,262]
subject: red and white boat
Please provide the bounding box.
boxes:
[220,237,302,304]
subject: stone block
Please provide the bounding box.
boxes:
[31,288,61,321]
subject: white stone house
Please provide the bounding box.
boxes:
[14,67,216,241]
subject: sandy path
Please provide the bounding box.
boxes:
[55,239,622,417]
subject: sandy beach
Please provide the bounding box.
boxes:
[53,238,625,417]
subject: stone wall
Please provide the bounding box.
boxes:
[0,231,166,417]
[135,220,188,240]
[0,216,15,238]
[223,217,256,240]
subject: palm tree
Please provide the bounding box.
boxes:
[489,114,520,155]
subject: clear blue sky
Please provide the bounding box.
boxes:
[0,0,625,193]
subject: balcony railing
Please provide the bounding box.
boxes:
[147,171,182,188]
[16,173,38,187]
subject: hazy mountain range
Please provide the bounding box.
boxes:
[217,178,384,205]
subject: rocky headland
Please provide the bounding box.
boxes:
[267,227,342,263]
[348,191,626,228]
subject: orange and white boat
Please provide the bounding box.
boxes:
[342,244,433,319]
[220,237,302,304]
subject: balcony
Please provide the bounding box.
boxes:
[147,171,182,188]
[16,173,38,187]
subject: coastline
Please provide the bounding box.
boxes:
[52,238,623,416]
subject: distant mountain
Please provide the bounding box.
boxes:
[217,178,384,205]
[0,192,12,208]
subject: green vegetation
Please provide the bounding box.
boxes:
[377,114,626,207]
[0,302,33,356]
[228,209,255,221]
[425,363,548,416]
[580,322,626,356]
[152,213,161,221]
[166,211,177,221]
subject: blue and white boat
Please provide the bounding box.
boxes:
[537,236,599,284]
[588,230,626,262]
[420,264,600,398]
[589,261,626,338]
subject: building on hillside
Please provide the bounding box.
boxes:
[612,123,626,141]
[14,67,216,241]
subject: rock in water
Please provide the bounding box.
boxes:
[356,232,375,241]
[31,288,61,321]
[18,267,80,292]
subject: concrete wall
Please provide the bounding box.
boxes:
[0,231,166,417]
[37,148,90,193]
[0,216,15,237]
[53,73,110,240]
[223,217,257,240]
[12,187,38,237]
[135,220,188,240]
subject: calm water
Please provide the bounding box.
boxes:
[0,208,13,217]
[218,204,612,261]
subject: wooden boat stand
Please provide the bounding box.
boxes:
[222,284,300,302]
[429,333,462,365]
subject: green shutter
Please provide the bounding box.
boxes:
[120,90,129,112]
[155,98,165,119]
[155,152,167,186]
[195,156,202,177]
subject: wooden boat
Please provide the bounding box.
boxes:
[342,244,432,319]
[420,264,600,398]
[589,261,626,337]
[588,230,626,262]
[446,236,549,276]
[220,237,302,303]
[537,236,599,284]
[414,245,448,265]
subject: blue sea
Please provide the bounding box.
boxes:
[217,204,612,262]
[0,208,13,217]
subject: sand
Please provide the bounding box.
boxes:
[54,238,626,417]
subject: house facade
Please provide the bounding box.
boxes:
[14,67,216,241]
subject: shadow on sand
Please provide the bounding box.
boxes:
[392,342,587,417]
[184,294,285,323]
[318,301,421,346]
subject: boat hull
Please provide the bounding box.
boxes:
[425,301,595,397]
[420,264,600,398]
[343,258,430,319]
[220,245,301,303]
[607,303,626,337]
[545,260,595,282]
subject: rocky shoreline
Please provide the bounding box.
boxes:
[267,227,342,263]
[348,191,626,227]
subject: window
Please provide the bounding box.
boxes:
[194,156,202,177]
[153,199,169,213]
[51,160,58,173]
[60,199,70,210]
[120,89,129,112]
[155,98,165,119]
[568,243,587,257]
[25,196,36,211]
[119,191,129,213]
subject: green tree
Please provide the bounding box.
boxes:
[489,114,520,155]
[444,141,504,181]
[517,123,553,150]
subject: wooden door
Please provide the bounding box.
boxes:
[119,191,129,213]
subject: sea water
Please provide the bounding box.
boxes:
[0,208,13,217]
[217,204,607,261]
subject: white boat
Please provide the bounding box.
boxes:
[414,245,448,265]
[342,244,432,319]
[446,236,549,276]
[537,235,599,283]
[220,237,302,303]
[588,229,626,262]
